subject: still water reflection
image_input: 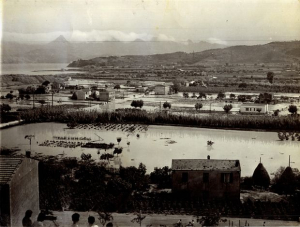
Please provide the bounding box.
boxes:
[1,123,299,176]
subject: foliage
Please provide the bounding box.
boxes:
[196,213,223,226]
[198,92,206,99]
[42,80,51,86]
[25,94,31,100]
[131,212,146,227]
[163,101,171,109]
[0,104,11,112]
[217,92,226,100]
[67,121,78,129]
[239,83,247,88]
[273,109,280,116]
[195,103,203,111]
[149,166,172,188]
[120,163,148,191]
[35,86,46,94]
[6,93,14,100]
[267,71,275,84]
[288,105,298,115]
[223,104,233,114]
[131,100,144,108]
[114,85,121,90]
[38,100,46,105]
[80,153,92,161]
[113,147,123,156]
[229,93,236,99]
[20,106,300,131]
[183,92,189,98]
[97,212,113,227]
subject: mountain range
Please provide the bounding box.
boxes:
[68,40,300,67]
[2,35,226,64]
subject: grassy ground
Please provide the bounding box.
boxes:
[42,211,300,227]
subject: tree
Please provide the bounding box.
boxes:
[195,103,203,111]
[238,83,247,88]
[223,104,233,114]
[149,166,172,188]
[38,100,46,106]
[198,92,206,99]
[229,93,236,99]
[183,92,189,98]
[256,108,262,113]
[163,101,171,109]
[80,153,92,161]
[35,86,46,94]
[195,213,224,226]
[42,80,50,87]
[26,86,36,94]
[273,109,280,116]
[0,104,11,113]
[131,100,143,108]
[267,71,275,84]
[217,92,226,100]
[25,94,31,100]
[288,105,298,115]
[114,84,121,90]
[6,93,14,100]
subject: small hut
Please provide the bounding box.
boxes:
[252,163,270,188]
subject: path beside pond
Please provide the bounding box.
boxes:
[42,211,300,226]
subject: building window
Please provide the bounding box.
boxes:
[203,173,209,183]
[221,173,233,183]
[246,108,249,111]
[182,172,188,183]
[253,108,256,111]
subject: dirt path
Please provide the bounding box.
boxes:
[42,211,300,227]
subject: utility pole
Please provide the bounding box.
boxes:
[33,93,35,109]
[289,155,290,167]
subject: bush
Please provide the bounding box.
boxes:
[163,102,171,109]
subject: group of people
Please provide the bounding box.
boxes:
[22,210,113,227]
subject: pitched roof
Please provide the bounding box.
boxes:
[0,157,23,184]
[172,159,240,171]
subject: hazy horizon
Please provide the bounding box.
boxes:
[2,0,300,46]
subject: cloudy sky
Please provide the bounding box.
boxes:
[2,0,300,45]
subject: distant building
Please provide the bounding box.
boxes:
[136,87,147,93]
[74,88,91,100]
[0,157,39,227]
[92,89,115,102]
[172,157,241,200]
[240,103,268,114]
[154,84,170,95]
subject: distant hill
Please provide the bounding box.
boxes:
[68,41,300,67]
[1,35,226,63]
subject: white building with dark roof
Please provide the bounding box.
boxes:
[172,157,241,199]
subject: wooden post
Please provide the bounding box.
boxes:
[289,155,290,167]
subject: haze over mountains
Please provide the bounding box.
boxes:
[2,35,226,64]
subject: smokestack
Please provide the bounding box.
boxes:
[25,151,31,158]
[207,155,210,160]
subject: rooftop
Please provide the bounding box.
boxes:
[172,159,241,171]
[0,157,23,184]
[241,103,267,106]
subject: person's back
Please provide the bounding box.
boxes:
[32,212,45,227]
[71,213,80,227]
[22,210,33,227]
[87,216,98,227]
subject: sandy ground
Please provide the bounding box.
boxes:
[41,211,300,227]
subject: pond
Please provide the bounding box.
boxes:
[1,123,299,177]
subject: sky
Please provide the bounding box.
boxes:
[1,0,300,45]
